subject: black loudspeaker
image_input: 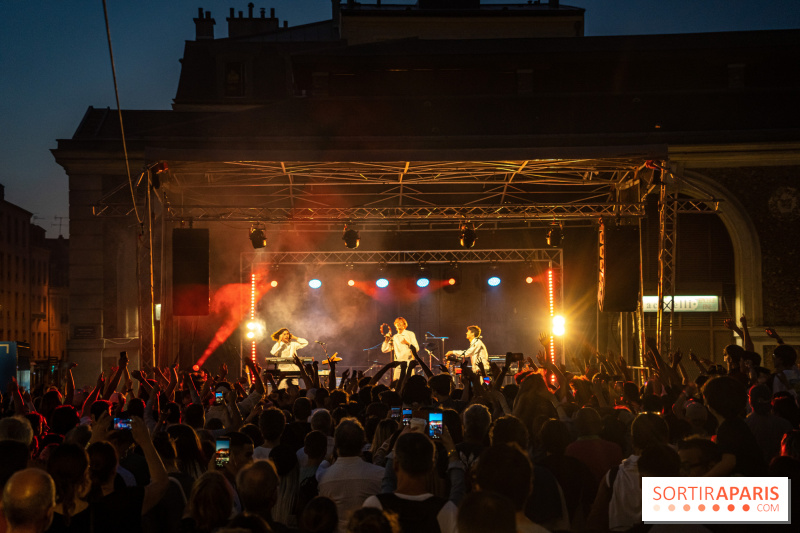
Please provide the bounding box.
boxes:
[172,228,210,316]
[598,222,640,313]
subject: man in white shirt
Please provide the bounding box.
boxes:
[270,328,309,359]
[446,325,489,372]
[318,418,384,533]
[381,317,419,380]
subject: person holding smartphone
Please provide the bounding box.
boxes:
[381,317,420,380]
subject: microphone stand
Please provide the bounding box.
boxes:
[425,332,448,371]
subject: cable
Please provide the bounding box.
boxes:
[101,0,141,226]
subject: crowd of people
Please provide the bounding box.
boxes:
[0,316,798,533]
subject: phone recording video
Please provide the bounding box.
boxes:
[391,407,401,420]
[113,418,132,430]
[214,390,224,406]
[427,411,443,440]
[215,437,230,467]
[483,376,492,385]
[402,408,412,427]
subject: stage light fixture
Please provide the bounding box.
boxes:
[347,279,355,287]
[443,262,461,292]
[415,263,430,288]
[308,279,322,289]
[525,276,534,284]
[487,276,501,287]
[459,222,477,248]
[376,278,389,288]
[553,315,566,336]
[546,223,563,247]
[342,224,360,249]
[249,225,267,249]
[416,277,430,288]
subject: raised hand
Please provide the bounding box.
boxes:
[536,349,548,367]
[538,331,549,348]
[739,315,748,328]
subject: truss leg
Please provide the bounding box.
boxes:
[657,185,678,355]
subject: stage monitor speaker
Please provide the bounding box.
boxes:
[172,228,210,316]
[598,222,640,313]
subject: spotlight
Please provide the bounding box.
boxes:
[416,263,430,288]
[376,278,389,288]
[460,222,477,248]
[553,315,566,336]
[443,262,461,292]
[487,276,501,287]
[249,225,267,249]
[546,224,562,247]
[270,280,278,288]
[347,279,355,287]
[342,224,360,249]
[308,279,322,289]
[244,319,266,340]
[525,276,534,284]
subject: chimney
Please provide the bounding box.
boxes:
[549,0,560,7]
[227,4,280,37]
[0,183,4,202]
[193,7,216,40]
[283,20,288,28]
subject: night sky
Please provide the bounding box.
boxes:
[1,0,798,238]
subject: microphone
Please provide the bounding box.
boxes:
[315,340,327,345]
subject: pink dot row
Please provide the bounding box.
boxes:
[653,504,750,512]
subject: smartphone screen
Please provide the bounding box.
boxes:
[215,438,230,467]
[402,408,412,427]
[113,418,132,430]
[214,391,224,406]
[391,407,401,420]
[483,376,492,384]
[455,368,462,375]
[427,411,443,439]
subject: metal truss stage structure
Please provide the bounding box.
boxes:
[240,249,563,269]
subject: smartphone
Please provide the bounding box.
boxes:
[427,411,443,440]
[215,437,230,468]
[483,376,492,385]
[390,407,401,420]
[113,418,132,430]
[214,390,224,406]
[455,368,462,375]
[402,408,412,427]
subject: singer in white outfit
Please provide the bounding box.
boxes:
[446,325,489,371]
[381,317,419,380]
[270,328,309,359]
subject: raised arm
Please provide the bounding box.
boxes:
[82,372,104,419]
[739,315,755,353]
[765,327,785,345]
[103,352,128,400]
[130,416,169,514]
[368,361,400,386]
[292,354,315,389]
[409,345,433,378]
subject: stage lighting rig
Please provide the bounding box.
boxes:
[460,222,477,248]
[546,223,563,247]
[249,224,267,249]
[342,224,360,249]
[443,262,461,292]
[416,263,430,288]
